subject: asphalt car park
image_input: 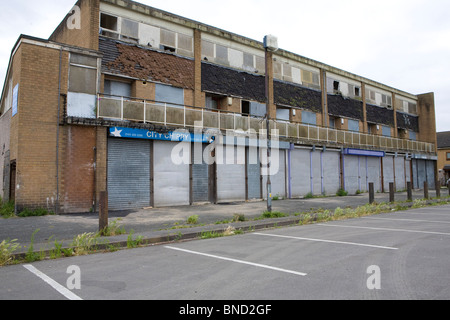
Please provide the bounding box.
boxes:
[1,205,450,301]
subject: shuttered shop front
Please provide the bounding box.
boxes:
[107,138,151,210]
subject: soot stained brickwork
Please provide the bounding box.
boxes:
[274,80,322,113]
[327,94,364,121]
[100,37,194,89]
[396,111,419,132]
[201,62,266,102]
[366,104,394,127]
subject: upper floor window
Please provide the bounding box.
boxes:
[302,110,317,125]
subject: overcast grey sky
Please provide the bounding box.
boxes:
[0,0,448,131]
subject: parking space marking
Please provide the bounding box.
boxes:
[23,265,83,301]
[317,224,450,236]
[252,233,398,250]
[165,246,307,277]
[362,217,450,224]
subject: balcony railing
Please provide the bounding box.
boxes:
[97,94,435,154]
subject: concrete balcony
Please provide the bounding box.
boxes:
[96,94,435,154]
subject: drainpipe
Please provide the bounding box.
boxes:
[55,48,62,215]
[310,146,315,194]
[288,143,293,199]
[321,147,325,195]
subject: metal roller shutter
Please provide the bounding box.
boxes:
[290,148,311,198]
[153,141,190,207]
[192,144,210,203]
[107,138,151,210]
[216,145,246,202]
[247,146,261,200]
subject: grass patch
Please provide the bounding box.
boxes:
[258,211,289,220]
[336,189,348,197]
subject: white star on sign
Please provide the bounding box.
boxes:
[111,128,122,137]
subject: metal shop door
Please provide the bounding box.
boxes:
[246,146,261,200]
[191,143,212,204]
[153,141,190,207]
[107,138,151,211]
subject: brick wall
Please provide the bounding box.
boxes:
[62,125,96,213]
[49,0,100,51]
[13,43,66,211]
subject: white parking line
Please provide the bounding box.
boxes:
[317,224,450,236]
[252,233,398,250]
[165,246,307,277]
[362,217,450,224]
[23,265,83,301]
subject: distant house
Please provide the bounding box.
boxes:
[437,131,450,185]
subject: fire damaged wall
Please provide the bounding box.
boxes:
[396,111,419,132]
[327,94,364,121]
[366,103,394,127]
[202,62,322,113]
[201,62,266,102]
[274,80,322,113]
[100,37,194,90]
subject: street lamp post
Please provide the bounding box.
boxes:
[263,35,278,213]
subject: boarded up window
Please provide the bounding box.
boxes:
[243,53,254,69]
[348,119,360,132]
[302,110,316,125]
[121,19,139,39]
[202,40,214,58]
[382,125,391,137]
[277,108,290,121]
[178,34,193,52]
[301,70,313,84]
[255,56,265,73]
[155,83,184,107]
[408,102,417,114]
[69,65,97,95]
[160,29,176,48]
[216,45,228,63]
[68,53,98,118]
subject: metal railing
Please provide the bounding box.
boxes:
[97,94,435,154]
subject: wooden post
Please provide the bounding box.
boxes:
[435,180,441,199]
[424,182,429,200]
[99,191,108,235]
[389,182,395,203]
[407,181,412,201]
[369,183,375,204]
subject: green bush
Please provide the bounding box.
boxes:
[336,189,348,197]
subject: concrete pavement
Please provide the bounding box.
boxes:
[0,189,447,258]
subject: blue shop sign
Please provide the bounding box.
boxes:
[109,127,214,143]
[343,148,385,158]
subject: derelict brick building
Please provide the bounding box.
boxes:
[0,0,438,213]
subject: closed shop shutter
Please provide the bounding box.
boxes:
[426,160,436,189]
[192,143,210,203]
[217,145,246,202]
[322,151,340,195]
[367,157,382,192]
[247,146,261,200]
[107,138,151,210]
[395,156,406,191]
[153,141,190,207]
[417,159,427,189]
[290,148,311,197]
[344,155,359,194]
[262,149,286,199]
[382,155,395,191]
